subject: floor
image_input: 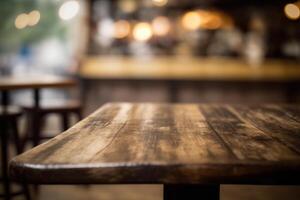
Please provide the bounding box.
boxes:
[5,184,300,200]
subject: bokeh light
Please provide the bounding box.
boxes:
[152,0,168,7]
[284,3,300,20]
[114,20,131,39]
[119,0,137,13]
[27,10,41,26]
[133,22,153,41]
[59,0,80,21]
[152,16,171,36]
[15,13,29,29]
[181,11,202,31]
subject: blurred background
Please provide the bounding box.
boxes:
[1,0,300,110]
[1,0,300,199]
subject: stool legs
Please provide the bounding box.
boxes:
[61,113,70,131]
[22,184,31,200]
[26,110,82,146]
[32,112,42,147]
[1,121,11,200]
[61,110,82,132]
[11,118,32,200]
[22,111,41,148]
[1,118,32,200]
[11,118,22,154]
[76,109,83,121]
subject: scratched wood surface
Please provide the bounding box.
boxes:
[9,103,300,184]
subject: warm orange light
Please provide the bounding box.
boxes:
[204,14,222,30]
[114,20,131,39]
[15,13,29,29]
[181,11,202,31]
[152,0,168,7]
[284,3,300,20]
[152,16,171,36]
[133,22,153,41]
[182,10,232,30]
[27,10,41,26]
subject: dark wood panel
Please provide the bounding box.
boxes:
[9,103,300,185]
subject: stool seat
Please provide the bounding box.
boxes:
[22,99,82,147]
[0,106,22,119]
[21,100,81,113]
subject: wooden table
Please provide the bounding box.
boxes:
[9,103,300,200]
[0,75,76,107]
[0,75,76,147]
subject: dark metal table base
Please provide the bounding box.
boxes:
[164,184,220,200]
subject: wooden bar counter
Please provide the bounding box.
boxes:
[80,56,300,81]
[79,56,300,106]
[9,103,300,200]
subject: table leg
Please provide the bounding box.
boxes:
[33,89,40,108]
[21,183,31,200]
[1,90,10,113]
[32,89,41,146]
[164,184,220,200]
[1,90,9,106]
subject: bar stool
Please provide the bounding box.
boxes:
[23,99,82,147]
[0,106,31,200]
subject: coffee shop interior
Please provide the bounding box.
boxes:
[1,0,300,199]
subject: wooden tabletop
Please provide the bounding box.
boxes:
[80,56,300,81]
[0,74,76,90]
[9,103,300,185]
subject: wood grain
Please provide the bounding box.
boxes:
[9,103,300,185]
[232,105,300,154]
[270,105,300,123]
[200,105,299,161]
